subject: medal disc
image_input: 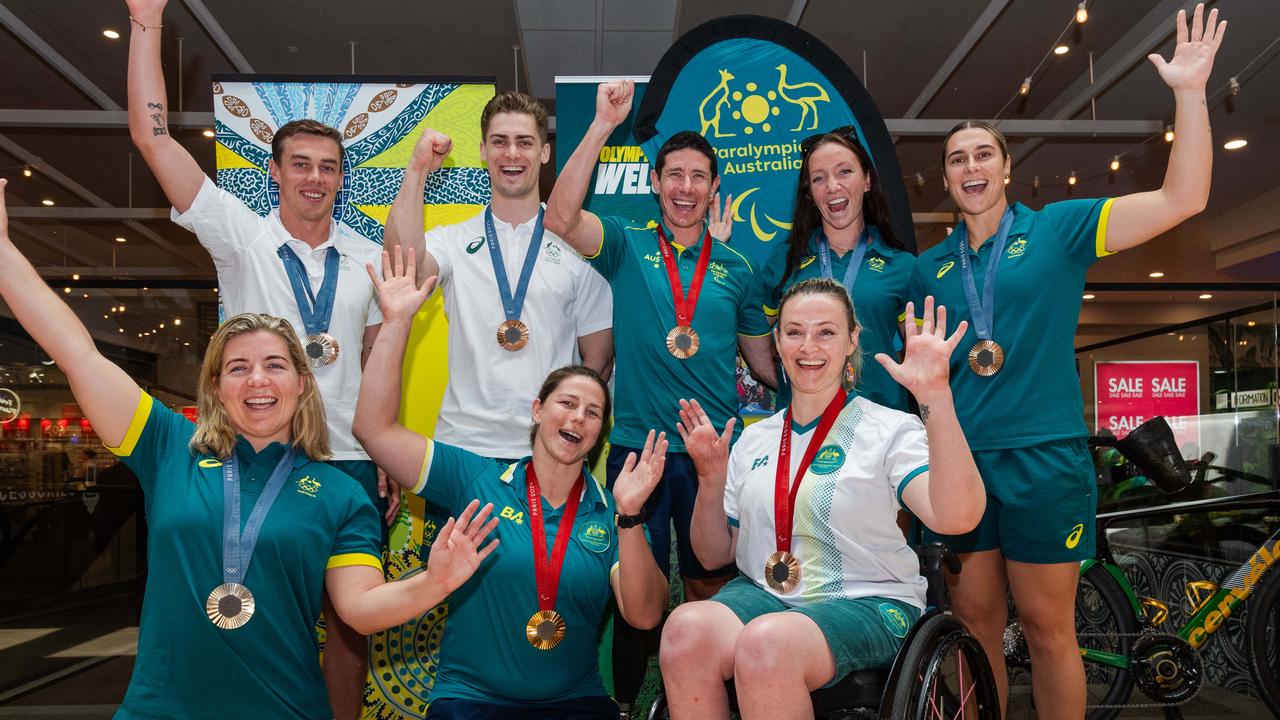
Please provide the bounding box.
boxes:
[304,333,340,368]
[763,551,801,594]
[496,319,530,351]
[967,339,1004,377]
[665,326,700,359]
[206,582,255,630]
[525,609,566,650]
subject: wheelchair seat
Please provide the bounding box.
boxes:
[726,669,889,714]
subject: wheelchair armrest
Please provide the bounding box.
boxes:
[915,542,960,575]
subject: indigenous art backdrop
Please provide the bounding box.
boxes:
[212,75,494,720]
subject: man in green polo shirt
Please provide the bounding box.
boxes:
[545,79,777,714]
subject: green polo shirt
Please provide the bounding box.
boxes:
[910,199,1115,451]
[107,392,381,720]
[411,443,621,703]
[587,216,772,451]
[761,226,915,411]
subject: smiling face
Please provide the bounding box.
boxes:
[807,141,872,234]
[215,330,306,449]
[481,111,549,202]
[943,127,1011,217]
[651,148,720,232]
[775,293,859,397]
[269,133,343,225]
[530,375,607,466]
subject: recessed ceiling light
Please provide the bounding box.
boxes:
[1082,294,1095,300]
[1199,293,1213,299]
[1247,320,1257,327]
[72,273,80,280]
[202,129,216,138]
[1223,138,1248,150]
[1054,45,1069,55]
[1148,272,1164,278]
[41,199,54,206]
[102,29,120,40]
[115,237,127,243]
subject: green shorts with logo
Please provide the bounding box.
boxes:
[922,436,1096,563]
[710,576,920,687]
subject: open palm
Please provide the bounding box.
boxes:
[876,296,966,397]
[366,246,435,324]
[1149,4,1226,92]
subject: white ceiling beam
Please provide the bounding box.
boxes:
[786,0,808,26]
[180,0,254,73]
[0,2,121,110]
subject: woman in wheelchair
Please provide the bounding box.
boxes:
[659,279,985,718]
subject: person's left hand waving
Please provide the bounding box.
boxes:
[875,296,966,397]
[1149,3,1226,92]
[367,246,436,324]
[425,500,500,593]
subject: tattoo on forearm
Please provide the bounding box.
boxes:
[147,102,167,136]
[920,405,931,423]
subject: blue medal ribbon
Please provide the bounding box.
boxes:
[276,245,340,337]
[815,227,870,293]
[953,209,1014,341]
[484,207,545,325]
[221,448,297,587]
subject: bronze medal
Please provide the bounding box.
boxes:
[665,325,700,359]
[206,582,256,630]
[304,332,340,368]
[525,609,567,650]
[967,339,1004,377]
[764,551,800,594]
[496,319,530,351]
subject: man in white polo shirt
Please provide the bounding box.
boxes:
[385,91,612,462]
[126,2,383,715]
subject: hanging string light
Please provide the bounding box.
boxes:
[1076,2,1089,24]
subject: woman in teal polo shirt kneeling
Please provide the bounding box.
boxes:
[910,6,1226,718]
[354,247,669,720]
[0,179,495,720]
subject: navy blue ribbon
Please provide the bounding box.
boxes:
[276,245,340,337]
[954,209,1014,341]
[815,228,870,292]
[222,448,297,586]
[484,207,545,324]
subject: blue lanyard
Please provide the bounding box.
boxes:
[276,245,340,336]
[484,207,545,324]
[815,228,870,293]
[953,209,1014,341]
[221,448,297,587]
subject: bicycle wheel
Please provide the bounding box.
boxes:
[1246,566,1280,717]
[1075,563,1139,719]
[886,614,999,720]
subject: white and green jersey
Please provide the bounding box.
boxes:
[725,393,929,611]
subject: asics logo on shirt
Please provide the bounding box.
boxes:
[936,261,955,279]
[466,237,485,254]
[198,458,223,468]
[500,506,525,524]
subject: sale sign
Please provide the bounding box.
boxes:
[1095,361,1200,448]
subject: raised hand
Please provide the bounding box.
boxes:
[675,398,735,487]
[875,296,967,396]
[425,500,500,594]
[611,430,669,516]
[365,245,436,324]
[708,192,734,243]
[409,128,453,174]
[124,0,168,20]
[595,80,634,129]
[1148,4,1226,92]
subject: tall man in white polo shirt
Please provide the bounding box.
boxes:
[126,1,383,716]
[384,91,613,462]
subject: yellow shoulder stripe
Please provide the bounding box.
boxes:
[411,440,435,495]
[105,391,153,457]
[1095,197,1117,258]
[326,553,383,571]
[719,242,755,274]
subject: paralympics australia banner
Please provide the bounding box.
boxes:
[634,15,915,266]
[212,75,494,720]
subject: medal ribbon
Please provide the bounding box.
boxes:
[484,207,545,325]
[655,226,714,329]
[526,463,586,612]
[954,209,1014,341]
[815,228,870,292]
[774,388,847,552]
[222,448,297,586]
[276,245,340,336]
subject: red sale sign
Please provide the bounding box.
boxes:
[1094,361,1200,447]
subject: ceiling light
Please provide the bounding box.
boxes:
[159,323,165,329]
[22,165,32,178]
[202,129,216,138]
[1164,125,1175,143]
[174,318,182,325]
[1082,294,1095,300]
[1076,2,1088,23]
[1019,77,1031,96]
[81,293,88,298]
[115,236,127,243]
[102,29,120,39]
[1068,171,1077,186]
[1228,77,1241,96]
[1149,272,1164,278]
[41,199,54,206]
[118,329,123,333]
[1223,138,1247,150]
[72,273,80,280]
[915,172,924,188]
[1110,156,1120,172]
[1033,176,1040,190]
[1054,45,1069,55]
[63,287,70,294]
[1199,293,1213,299]
[1247,320,1256,327]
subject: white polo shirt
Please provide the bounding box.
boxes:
[424,206,612,459]
[725,394,930,611]
[173,178,383,460]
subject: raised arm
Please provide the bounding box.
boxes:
[877,298,985,535]
[384,129,448,282]
[0,180,141,447]
[544,80,633,255]
[737,334,778,391]
[1105,4,1226,253]
[676,399,738,569]
[608,430,670,630]
[125,0,206,213]
[352,247,436,487]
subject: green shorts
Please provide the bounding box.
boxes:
[710,576,920,687]
[922,437,1095,563]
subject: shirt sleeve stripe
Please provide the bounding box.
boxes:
[1095,197,1117,258]
[581,219,605,259]
[326,553,383,571]
[897,464,929,505]
[411,439,435,496]
[104,391,154,457]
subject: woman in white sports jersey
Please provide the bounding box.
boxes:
[658,279,986,718]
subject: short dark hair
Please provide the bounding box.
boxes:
[272,119,345,165]
[481,91,550,144]
[653,131,717,178]
[527,365,612,451]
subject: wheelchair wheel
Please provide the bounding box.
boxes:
[645,694,669,720]
[885,614,998,720]
[1246,567,1280,718]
